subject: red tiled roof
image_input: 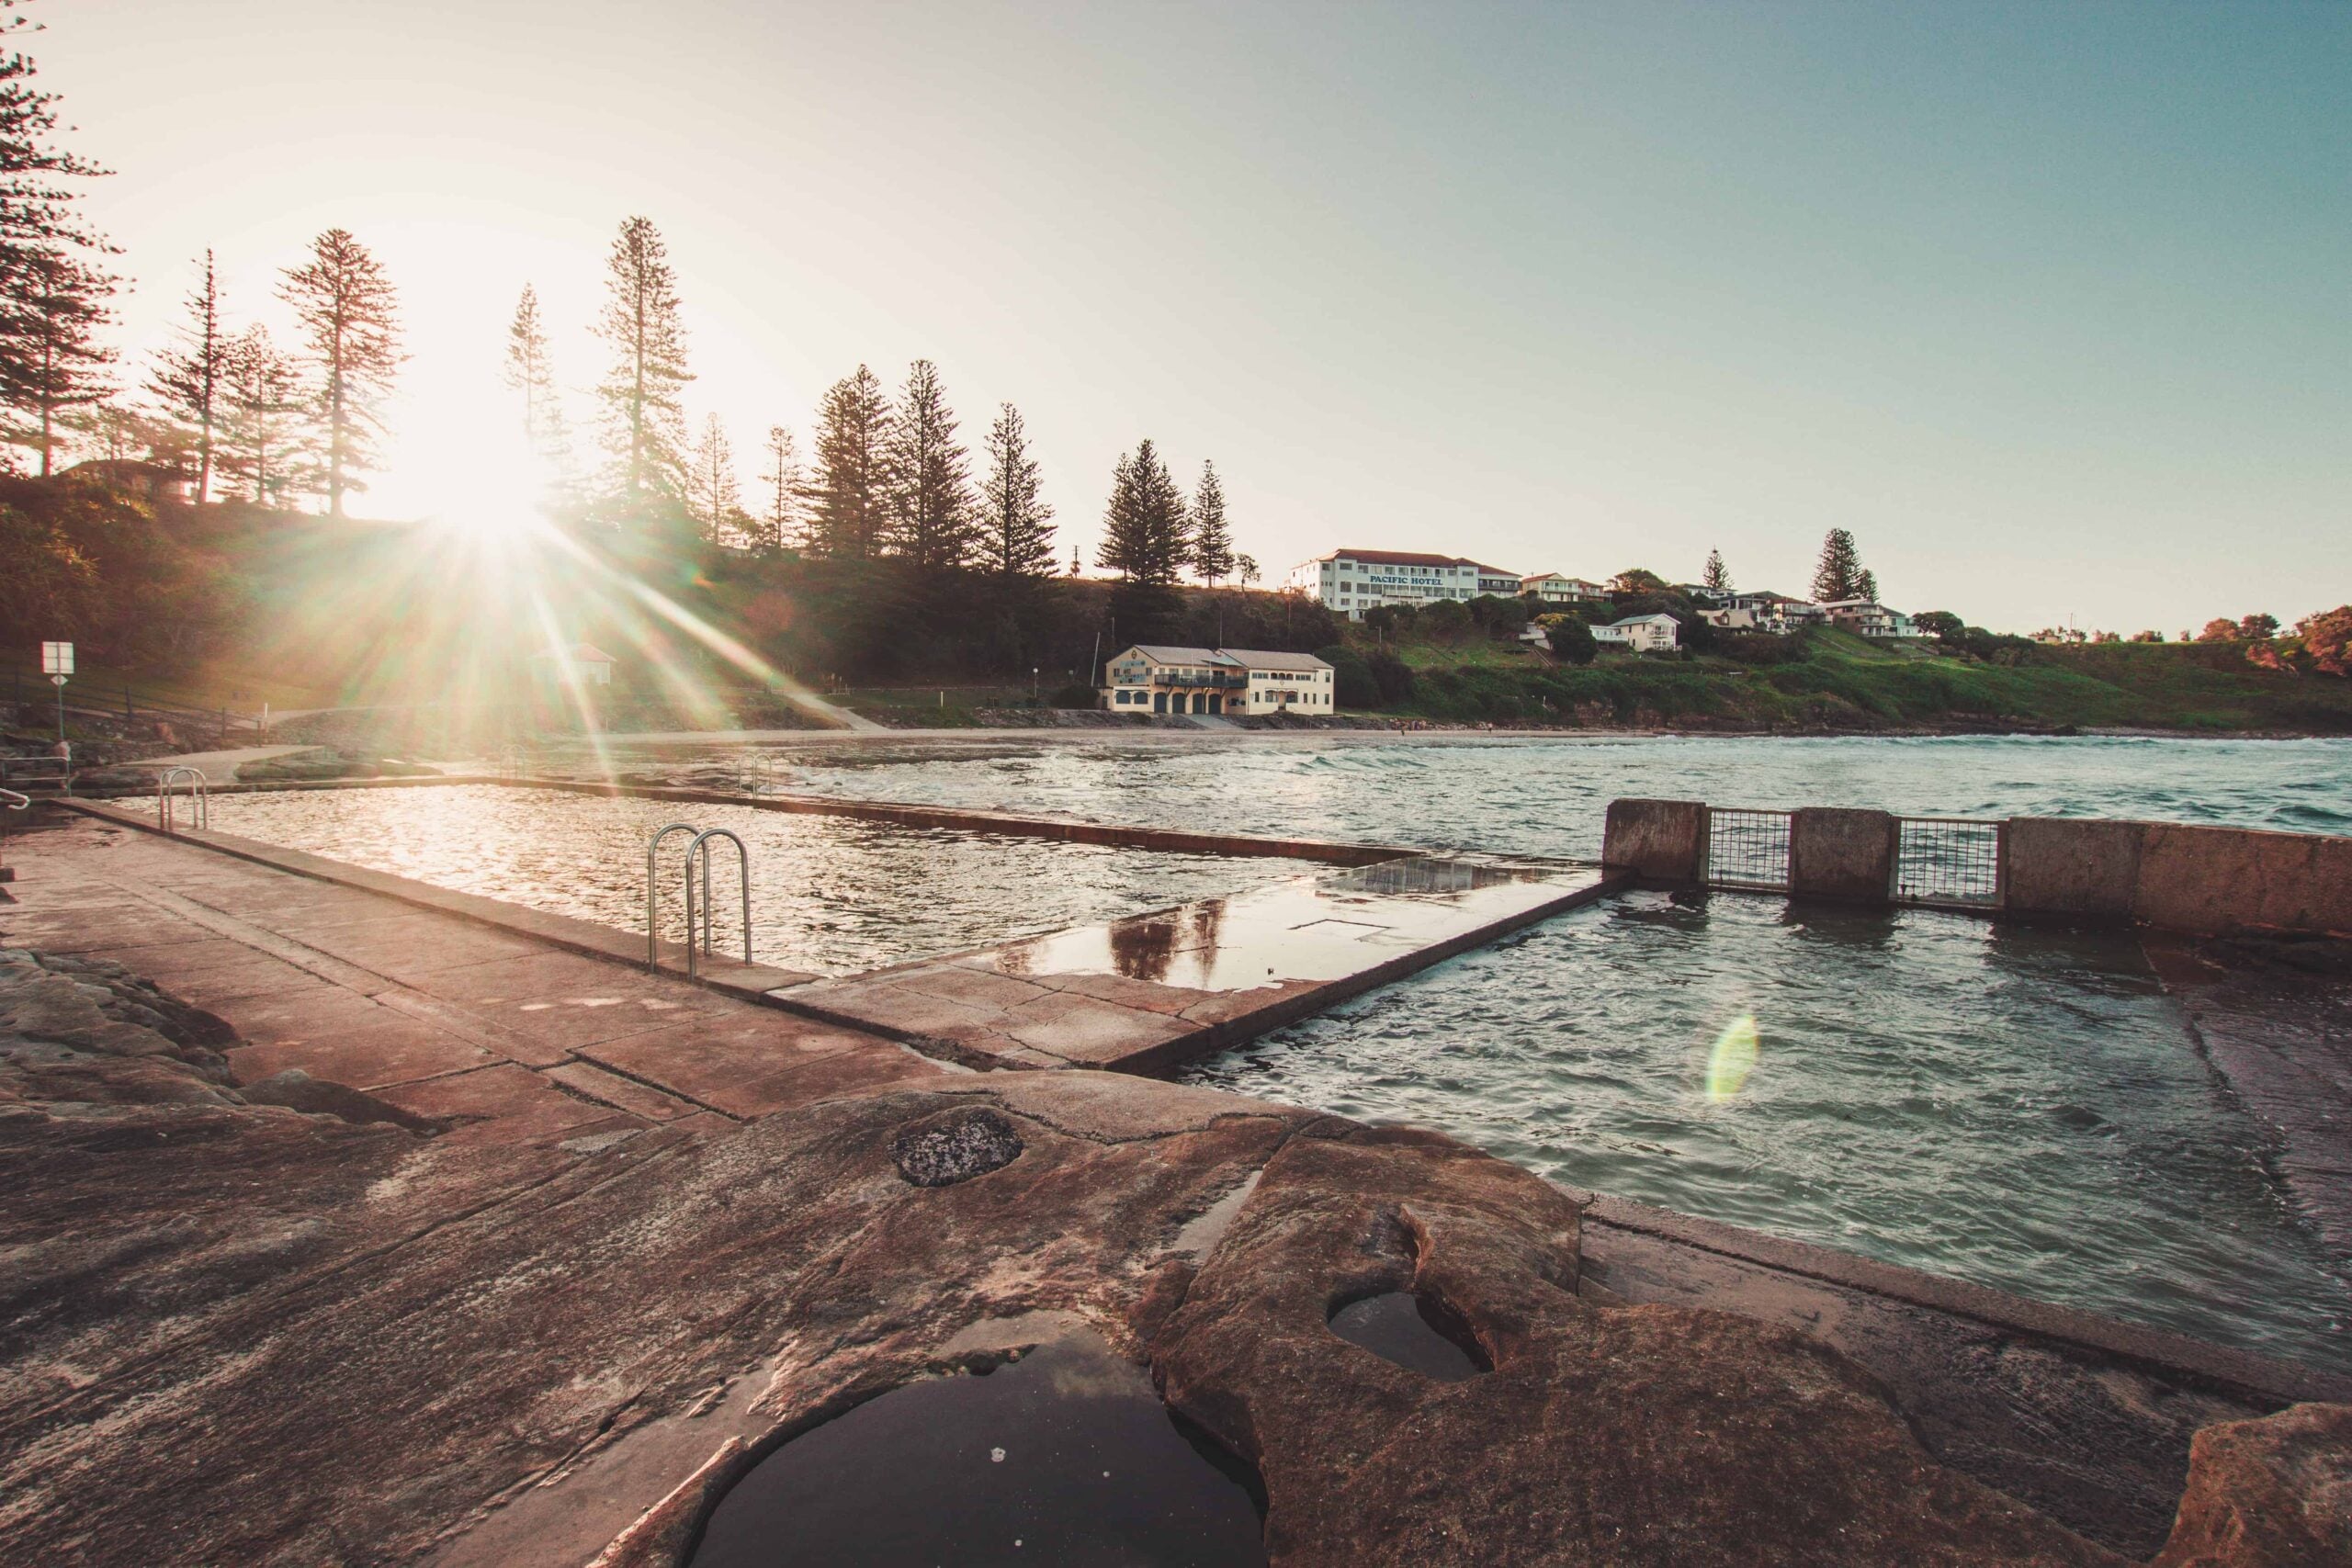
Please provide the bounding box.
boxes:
[1328,548,1470,567]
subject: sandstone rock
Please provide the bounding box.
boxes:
[1150,1124,2124,1566]
[2154,1402,2352,1566]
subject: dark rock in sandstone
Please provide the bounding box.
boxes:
[890,1105,1024,1186]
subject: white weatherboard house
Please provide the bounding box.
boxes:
[1286,549,1521,620]
[1102,646,1336,716]
[1591,614,1681,653]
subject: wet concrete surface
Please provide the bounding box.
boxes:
[2143,931,2352,1264]
[779,857,1616,1074]
[686,1328,1267,1568]
[0,816,943,1141]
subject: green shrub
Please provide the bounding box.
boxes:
[1317,645,1379,707]
[1540,615,1597,665]
[1368,649,1414,702]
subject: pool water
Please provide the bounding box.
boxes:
[172,733,2352,1371]
[1186,890,2352,1371]
[169,785,1310,977]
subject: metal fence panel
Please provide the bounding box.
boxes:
[1706,808,1792,890]
[1894,817,2004,907]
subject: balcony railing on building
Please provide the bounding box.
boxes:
[1151,672,1248,689]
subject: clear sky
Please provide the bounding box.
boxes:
[42,0,2352,634]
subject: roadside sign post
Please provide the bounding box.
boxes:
[40,641,73,750]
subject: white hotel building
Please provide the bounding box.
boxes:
[1285,549,1523,620]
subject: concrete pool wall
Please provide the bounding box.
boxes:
[1606,795,2352,935]
[60,789,1617,1074]
[75,769,1423,866]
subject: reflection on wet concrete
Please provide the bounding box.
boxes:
[985,859,1589,994]
[779,856,1611,1072]
[687,1331,1266,1568]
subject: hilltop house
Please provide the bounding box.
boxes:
[1820,600,1917,639]
[1521,572,1609,606]
[1695,590,1792,632]
[1591,613,1681,653]
[1101,645,1336,716]
[1696,592,1826,636]
[1285,550,1522,619]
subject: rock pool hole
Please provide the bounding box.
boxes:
[686,1332,1267,1568]
[1327,1290,1492,1382]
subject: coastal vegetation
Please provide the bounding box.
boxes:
[1360,624,2352,733]
[4,474,2347,739]
[0,0,2343,745]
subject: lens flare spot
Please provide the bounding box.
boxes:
[1706,1014,1760,1101]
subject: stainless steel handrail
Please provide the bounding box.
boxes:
[158,766,209,832]
[0,784,23,880]
[645,820,702,969]
[683,828,752,976]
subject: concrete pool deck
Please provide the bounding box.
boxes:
[0,816,945,1133]
[777,856,1616,1073]
[5,806,2351,1562]
[59,788,1613,1076]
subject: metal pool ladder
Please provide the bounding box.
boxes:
[1,785,28,885]
[158,766,209,832]
[645,821,752,976]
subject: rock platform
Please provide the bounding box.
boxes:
[2,810,2347,1564]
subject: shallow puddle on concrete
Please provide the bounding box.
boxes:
[687,1332,1266,1567]
[1328,1292,1490,1382]
[985,859,1597,992]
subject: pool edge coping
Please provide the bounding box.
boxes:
[1577,1192,2352,1408]
[78,771,1431,867]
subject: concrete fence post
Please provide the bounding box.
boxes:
[1601,799,1708,885]
[1788,807,1897,904]
[2002,818,2143,921]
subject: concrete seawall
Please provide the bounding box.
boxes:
[1603,797,2352,937]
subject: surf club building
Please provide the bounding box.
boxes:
[1285,549,1522,620]
[1100,646,1337,716]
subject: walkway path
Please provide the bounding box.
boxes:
[763,680,888,733]
[109,743,323,779]
[0,816,941,1141]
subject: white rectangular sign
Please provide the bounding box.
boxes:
[40,641,73,676]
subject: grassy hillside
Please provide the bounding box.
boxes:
[6,473,2342,738]
[1368,627,2352,733]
